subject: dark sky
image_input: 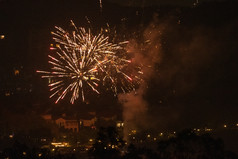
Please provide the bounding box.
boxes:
[0,0,237,133]
[0,0,227,6]
[106,0,226,6]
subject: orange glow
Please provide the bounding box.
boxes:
[51,142,69,147]
[14,69,20,75]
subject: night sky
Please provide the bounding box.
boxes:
[107,0,224,6]
[0,0,238,137]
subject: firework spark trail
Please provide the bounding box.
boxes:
[99,0,102,12]
[37,21,142,104]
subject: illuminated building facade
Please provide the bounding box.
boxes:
[55,118,79,132]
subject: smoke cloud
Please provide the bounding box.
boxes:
[119,7,238,136]
[118,18,163,140]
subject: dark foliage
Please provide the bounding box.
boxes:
[89,126,125,159]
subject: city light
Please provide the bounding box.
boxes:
[5,92,10,96]
[14,69,20,76]
[205,128,212,132]
[9,134,14,138]
[131,130,137,134]
[116,122,124,128]
[41,138,47,142]
[0,35,4,39]
[51,142,69,147]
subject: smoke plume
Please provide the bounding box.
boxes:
[118,19,163,141]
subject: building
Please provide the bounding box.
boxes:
[41,114,53,123]
[55,117,79,132]
[80,117,97,127]
[41,112,99,132]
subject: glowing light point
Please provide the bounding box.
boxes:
[0,35,5,39]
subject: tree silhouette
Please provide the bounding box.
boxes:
[123,144,158,159]
[156,129,238,159]
[89,126,125,159]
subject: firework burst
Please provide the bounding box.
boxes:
[37,21,141,104]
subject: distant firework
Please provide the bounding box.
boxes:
[37,21,142,104]
[99,0,102,11]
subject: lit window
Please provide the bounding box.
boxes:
[14,69,20,75]
[41,138,47,142]
[132,130,136,134]
[5,92,10,96]
[116,123,121,127]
